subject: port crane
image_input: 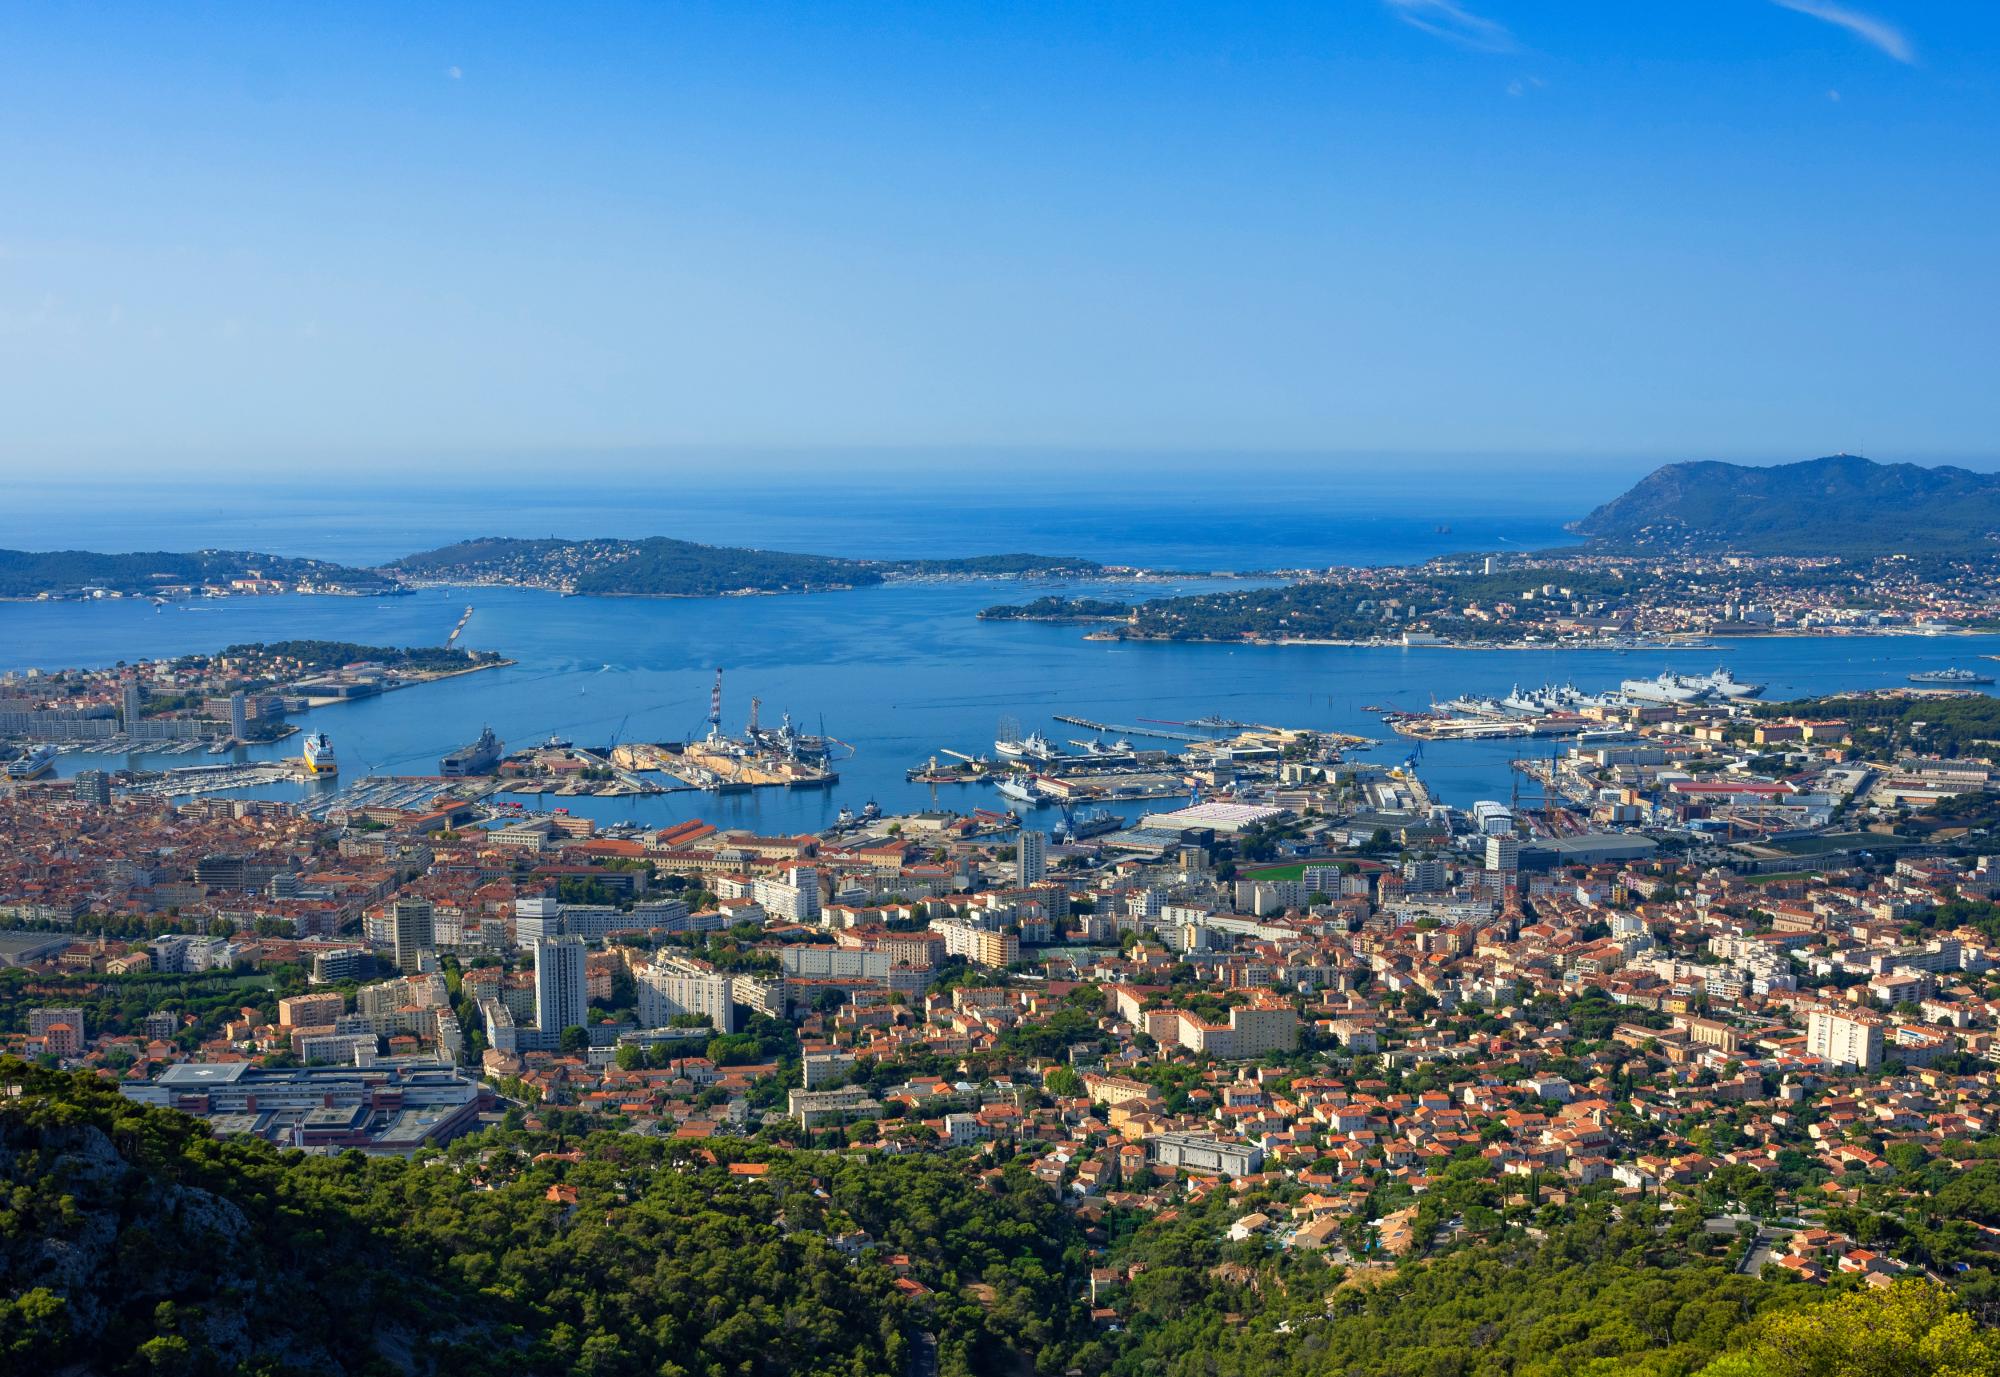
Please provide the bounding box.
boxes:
[1508,745,1567,837]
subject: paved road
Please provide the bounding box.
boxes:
[1702,1215,1790,1274]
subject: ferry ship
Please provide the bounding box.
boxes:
[440,726,505,777]
[1910,667,1995,686]
[4,745,56,780]
[302,731,338,776]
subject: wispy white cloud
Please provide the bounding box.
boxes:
[1383,0,1516,54]
[1769,0,1915,64]
[447,65,464,80]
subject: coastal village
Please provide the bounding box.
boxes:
[10,665,2000,1304]
[991,547,2000,648]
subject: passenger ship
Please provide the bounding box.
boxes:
[302,731,338,775]
[4,745,56,780]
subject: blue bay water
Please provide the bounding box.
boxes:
[3,464,1981,827]
[4,578,1990,829]
[0,456,1602,570]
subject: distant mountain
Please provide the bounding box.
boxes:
[1569,455,2000,555]
[0,548,396,598]
[388,536,1107,596]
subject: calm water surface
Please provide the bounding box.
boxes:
[3,465,1980,826]
[3,579,1986,827]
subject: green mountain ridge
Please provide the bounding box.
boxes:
[386,536,1108,596]
[0,536,1114,602]
[1570,454,2000,554]
[0,549,395,599]
[386,535,882,596]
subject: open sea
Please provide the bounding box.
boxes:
[4,460,1988,828]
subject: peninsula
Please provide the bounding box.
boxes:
[0,536,1169,604]
[0,548,401,600]
[981,457,2000,645]
[385,536,1126,596]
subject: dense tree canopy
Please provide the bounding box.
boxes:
[2,1061,1992,1377]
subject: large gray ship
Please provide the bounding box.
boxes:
[440,726,505,776]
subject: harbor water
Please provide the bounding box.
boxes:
[3,577,1991,830]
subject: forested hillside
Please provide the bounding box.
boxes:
[4,1060,1996,1377]
[0,549,395,598]
[387,536,880,596]
[0,1060,1075,1376]
[386,536,1109,596]
[211,641,506,674]
[1569,455,2000,555]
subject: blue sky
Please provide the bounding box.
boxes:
[0,1,1994,473]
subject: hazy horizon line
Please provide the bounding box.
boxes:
[4,444,1991,482]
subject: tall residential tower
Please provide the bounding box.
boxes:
[534,935,589,1036]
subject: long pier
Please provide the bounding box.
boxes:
[1052,714,1210,744]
